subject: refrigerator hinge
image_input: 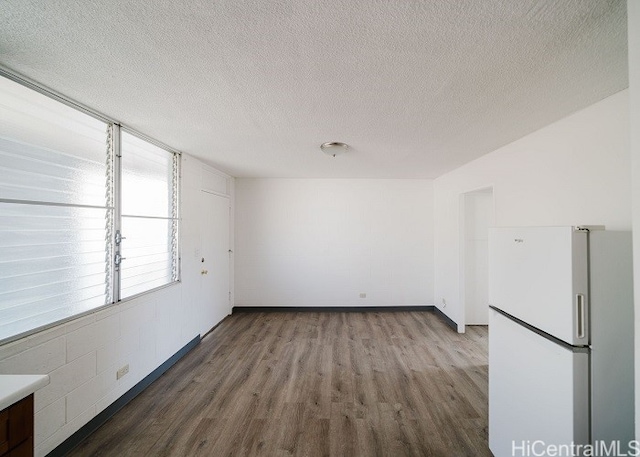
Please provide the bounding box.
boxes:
[575,225,605,232]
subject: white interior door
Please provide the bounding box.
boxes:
[463,188,493,325]
[200,191,230,335]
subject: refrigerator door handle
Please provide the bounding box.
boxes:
[576,294,586,339]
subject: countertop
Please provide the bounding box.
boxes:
[0,375,50,410]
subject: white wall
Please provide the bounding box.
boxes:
[235,179,434,307]
[627,0,640,440]
[0,154,234,457]
[434,90,631,329]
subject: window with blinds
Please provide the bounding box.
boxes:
[120,132,179,299]
[0,75,180,342]
[0,76,112,340]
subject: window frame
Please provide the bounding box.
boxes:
[115,126,181,302]
[0,69,182,344]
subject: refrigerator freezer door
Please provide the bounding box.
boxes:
[489,309,589,457]
[488,226,588,346]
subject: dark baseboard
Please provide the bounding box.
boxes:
[233,305,459,332]
[201,313,231,339]
[433,307,458,332]
[232,305,435,313]
[47,335,201,457]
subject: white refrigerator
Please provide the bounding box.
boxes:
[488,226,634,457]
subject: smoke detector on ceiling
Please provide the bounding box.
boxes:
[320,142,349,157]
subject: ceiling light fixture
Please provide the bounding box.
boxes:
[320,142,349,157]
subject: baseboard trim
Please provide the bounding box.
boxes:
[47,335,201,457]
[233,305,435,313]
[433,307,458,332]
[233,305,459,331]
[201,313,231,340]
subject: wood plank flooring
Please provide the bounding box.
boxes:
[68,312,490,456]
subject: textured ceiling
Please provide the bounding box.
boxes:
[0,0,628,178]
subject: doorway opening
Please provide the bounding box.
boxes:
[460,187,494,329]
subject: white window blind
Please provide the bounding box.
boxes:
[0,76,112,341]
[0,74,180,343]
[119,132,179,299]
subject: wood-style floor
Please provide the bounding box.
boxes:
[69,312,490,456]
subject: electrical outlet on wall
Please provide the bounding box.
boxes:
[117,364,129,380]
[359,293,366,298]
